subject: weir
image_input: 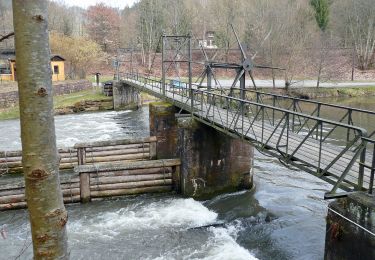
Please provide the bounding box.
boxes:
[0,137,179,210]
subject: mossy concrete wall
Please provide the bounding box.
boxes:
[149,102,178,159]
[113,82,141,110]
[177,116,254,199]
[325,192,375,260]
[149,102,254,199]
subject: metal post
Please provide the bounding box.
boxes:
[207,66,212,91]
[347,109,353,142]
[369,144,375,194]
[272,96,276,126]
[240,72,245,136]
[189,36,193,113]
[292,99,296,132]
[358,142,367,190]
[162,34,166,96]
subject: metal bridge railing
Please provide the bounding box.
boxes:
[362,137,375,194]
[190,88,369,195]
[120,72,375,196]
[227,88,375,140]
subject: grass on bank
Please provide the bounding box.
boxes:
[54,88,112,108]
[0,88,112,121]
[87,75,114,84]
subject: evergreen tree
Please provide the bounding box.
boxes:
[310,0,330,31]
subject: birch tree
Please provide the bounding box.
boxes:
[12,0,68,258]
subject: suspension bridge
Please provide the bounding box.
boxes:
[118,31,375,199]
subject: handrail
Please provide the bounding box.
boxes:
[121,72,374,195]
[231,87,375,115]
[193,88,368,136]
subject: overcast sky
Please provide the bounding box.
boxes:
[53,0,138,9]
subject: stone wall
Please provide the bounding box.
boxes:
[0,91,18,108]
[53,80,92,96]
[0,80,92,108]
[113,81,141,110]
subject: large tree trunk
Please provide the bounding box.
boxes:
[12,0,68,259]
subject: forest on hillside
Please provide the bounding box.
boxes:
[0,0,374,85]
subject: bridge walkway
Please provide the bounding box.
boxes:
[121,73,374,198]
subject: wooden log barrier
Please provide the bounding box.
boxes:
[0,158,180,210]
[0,136,158,174]
[75,159,181,202]
[75,136,157,166]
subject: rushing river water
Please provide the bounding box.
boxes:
[0,96,374,260]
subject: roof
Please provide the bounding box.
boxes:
[51,54,65,61]
[0,49,65,61]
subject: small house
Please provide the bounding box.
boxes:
[198,31,218,49]
[0,49,65,82]
[50,55,65,81]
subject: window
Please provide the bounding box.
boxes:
[53,65,59,74]
[0,65,11,75]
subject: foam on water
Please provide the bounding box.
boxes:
[198,224,258,260]
[67,198,257,259]
[69,198,218,238]
[153,221,258,260]
[0,109,149,151]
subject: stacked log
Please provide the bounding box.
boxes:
[0,172,81,210]
[74,136,157,165]
[0,159,181,211]
[76,159,180,201]
[0,136,157,174]
[0,148,77,174]
[0,150,23,174]
[0,137,177,211]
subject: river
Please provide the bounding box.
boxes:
[0,96,373,260]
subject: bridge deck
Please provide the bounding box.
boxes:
[122,77,373,195]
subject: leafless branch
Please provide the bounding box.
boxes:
[0,32,14,42]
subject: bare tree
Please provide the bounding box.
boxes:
[137,0,164,71]
[0,32,14,42]
[12,0,68,258]
[346,0,375,70]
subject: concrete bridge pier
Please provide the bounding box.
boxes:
[113,81,141,110]
[149,102,254,199]
[324,192,375,260]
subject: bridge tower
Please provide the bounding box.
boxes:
[149,34,254,198]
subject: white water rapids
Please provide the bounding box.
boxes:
[0,106,342,259]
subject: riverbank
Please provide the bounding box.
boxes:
[0,88,113,120]
[287,86,375,99]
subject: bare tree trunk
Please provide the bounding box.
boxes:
[317,64,322,88]
[12,0,68,259]
[351,44,355,81]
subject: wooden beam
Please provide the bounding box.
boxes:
[75,159,181,173]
